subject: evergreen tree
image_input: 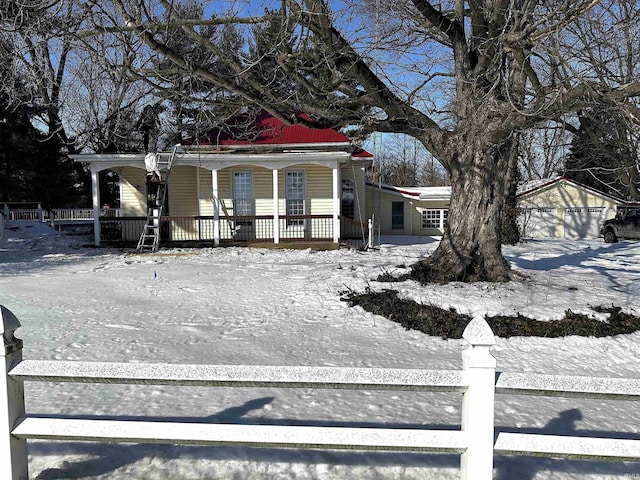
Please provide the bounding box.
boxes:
[0,91,41,202]
[565,105,640,200]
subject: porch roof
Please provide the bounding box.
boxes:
[71,150,370,172]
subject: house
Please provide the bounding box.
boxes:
[72,112,373,247]
[366,176,625,240]
[365,181,451,236]
[73,111,626,248]
[517,176,623,239]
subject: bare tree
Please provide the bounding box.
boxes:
[25,0,640,281]
[559,0,640,200]
[519,123,571,181]
[374,133,448,186]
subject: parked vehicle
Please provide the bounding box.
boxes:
[600,206,640,242]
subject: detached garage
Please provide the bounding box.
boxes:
[518,177,622,239]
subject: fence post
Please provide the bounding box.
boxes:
[460,316,496,480]
[0,306,28,480]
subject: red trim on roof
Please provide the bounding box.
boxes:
[200,111,371,157]
[353,149,373,158]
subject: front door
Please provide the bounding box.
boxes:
[233,172,255,241]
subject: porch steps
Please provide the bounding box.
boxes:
[135,147,179,253]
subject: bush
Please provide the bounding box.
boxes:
[341,289,640,339]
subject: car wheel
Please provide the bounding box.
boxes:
[604,229,618,243]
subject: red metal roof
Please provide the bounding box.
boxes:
[200,111,373,157]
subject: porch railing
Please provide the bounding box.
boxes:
[100,215,335,245]
[340,216,372,249]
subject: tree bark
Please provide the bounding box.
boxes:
[411,131,513,283]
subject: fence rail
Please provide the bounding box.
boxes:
[1,203,47,222]
[2,306,639,480]
[1,205,124,225]
[50,208,122,222]
[6,208,49,222]
[9,360,466,390]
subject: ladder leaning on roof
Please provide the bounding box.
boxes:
[136,146,180,253]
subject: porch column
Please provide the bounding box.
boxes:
[332,163,340,243]
[273,168,280,244]
[211,169,220,245]
[91,168,101,246]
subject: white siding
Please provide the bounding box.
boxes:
[118,167,146,216]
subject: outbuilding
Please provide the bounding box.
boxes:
[517,176,623,239]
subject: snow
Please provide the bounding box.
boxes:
[1,221,639,479]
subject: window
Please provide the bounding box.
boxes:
[422,209,448,229]
[391,202,404,229]
[233,172,254,224]
[286,171,305,226]
[341,179,355,219]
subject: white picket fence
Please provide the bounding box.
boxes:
[1,305,639,480]
[0,204,122,229]
[50,208,122,222]
[2,204,48,222]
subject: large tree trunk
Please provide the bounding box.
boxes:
[411,135,514,283]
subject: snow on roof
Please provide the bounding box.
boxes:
[368,181,451,200]
[517,176,625,203]
[516,176,562,196]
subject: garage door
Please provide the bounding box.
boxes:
[563,207,606,238]
[521,207,557,238]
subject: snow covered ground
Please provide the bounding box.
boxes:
[1,220,639,479]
